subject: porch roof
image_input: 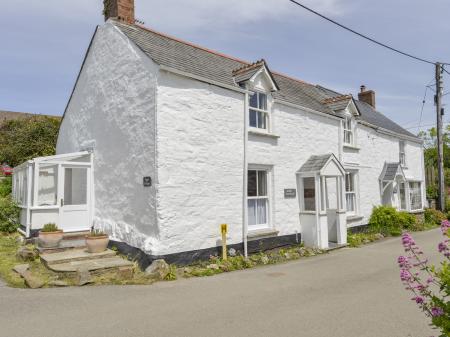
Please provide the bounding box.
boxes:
[297,153,345,176]
[380,162,405,182]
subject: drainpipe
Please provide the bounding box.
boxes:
[243,90,249,258]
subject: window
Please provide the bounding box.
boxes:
[399,141,406,166]
[409,182,422,211]
[64,167,88,205]
[303,177,316,211]
[248,170,269,228]
[345,172,357,214]
[399,182,407,210]
[38,165,58,206]
[249,92,268,130]
[343,117,354,145]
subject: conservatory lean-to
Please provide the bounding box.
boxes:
[12,151,93,237]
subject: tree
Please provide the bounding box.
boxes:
[0,116,60,167]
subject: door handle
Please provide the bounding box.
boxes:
[60,198,64,207]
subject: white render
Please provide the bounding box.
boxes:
[53,21,426,255]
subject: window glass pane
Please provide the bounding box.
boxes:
[257,171,267,196]
[249,93,258,108]
[346,193,355,212]
[409,182,422,210]
[399,182,406,210]
[249,110,257,127]
[303,177,316,211]
[258,93,267,110]
[257,199,267,224]
[247,170,257,196]
[345,173,354,192]
[64,168,87,205]
[38,165,58,206]
[248,199,257,226]
[257,111,266,129]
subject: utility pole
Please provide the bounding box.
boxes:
[436,62,445,211]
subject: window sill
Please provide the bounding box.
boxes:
[409,209,424,214]
[347,215,364,221]
[343,144,360,151]
[248,129,280,139]
[247,228,279,239]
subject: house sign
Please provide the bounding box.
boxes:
[143,176,152,187]
[284,189,296,198]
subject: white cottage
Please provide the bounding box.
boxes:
[13,0,425,266]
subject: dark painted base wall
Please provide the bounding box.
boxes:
[109,233,302,270]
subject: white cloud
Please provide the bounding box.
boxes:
[136,0,350,32]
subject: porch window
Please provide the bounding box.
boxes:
[399,182,407,210]
[409,181,422,211]
[399,141,406,166]
[38,165,58,206]
[345,172,357,214]
[343,117,354,145]
[248,169,269,228]
[303,177,316,211]
[249,92,269,130]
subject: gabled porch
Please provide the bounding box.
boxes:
[12,151,94,237]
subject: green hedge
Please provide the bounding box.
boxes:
[368,206,417,236]
[0,196,19,233]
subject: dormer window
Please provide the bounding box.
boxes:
[399,141,406,166]
[249,91,268,130]
[343,117,354,145]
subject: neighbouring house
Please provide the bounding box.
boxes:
[12,0,425,266]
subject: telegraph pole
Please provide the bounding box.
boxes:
[436,62,445,211]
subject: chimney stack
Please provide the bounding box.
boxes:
[103,0,135,24]
[358,85,376,109]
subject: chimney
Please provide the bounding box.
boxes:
[358,85,376,109]
[103,0,135,24]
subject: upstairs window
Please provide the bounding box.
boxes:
[249,92,268,130]
[343,117,354,145]
[399,141,406,166]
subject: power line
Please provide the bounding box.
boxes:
[417,86,429,130]
[287,0,449,65]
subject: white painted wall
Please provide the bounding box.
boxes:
[56,22,161,253]
[155,71,245,255]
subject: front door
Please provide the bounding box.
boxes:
[58,165,91,232]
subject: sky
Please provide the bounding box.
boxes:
[1,0,450,135]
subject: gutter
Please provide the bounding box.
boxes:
[243,90,249,258]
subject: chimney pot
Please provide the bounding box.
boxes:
[358,85,376,109]
[103,0,135,24]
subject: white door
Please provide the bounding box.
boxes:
[58,165,91,232]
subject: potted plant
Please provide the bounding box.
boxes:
[85,229,109,253]
[38,223,63,248]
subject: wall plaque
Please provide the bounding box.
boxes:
[284,189,296,198]
[143,176,152,187]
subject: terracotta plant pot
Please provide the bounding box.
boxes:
[85,235,109,253]
[38,230,64,248]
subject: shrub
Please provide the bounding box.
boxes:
[0,177,12,198]
[0,196,19,233]
[368,206,420,236]
[427,184,438,201]
[41,223,59,232]
[424,208,446,226]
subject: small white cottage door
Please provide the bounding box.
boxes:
[58,165,91,232]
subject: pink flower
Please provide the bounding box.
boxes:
[431,307,444,317]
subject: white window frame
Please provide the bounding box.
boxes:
[247,167,272,230]
[249,91,270,132]
[399,181,407,211]
[343,117,355,146]
[399,141,406,167]
[345,171,358,215]
[409,181,423,211]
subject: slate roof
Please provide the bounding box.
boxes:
[298,154,334,173]
[112,21,418,139]
[381,162,402,181]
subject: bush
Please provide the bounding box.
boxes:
[427,184,438,201]
[368,206,418,236]
[425,208,447,226]
[0,196,19,233]
[0,177,12,197]
[41,223,59,232]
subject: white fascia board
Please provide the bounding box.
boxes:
[274,99,342,122]
[159,65,250,95]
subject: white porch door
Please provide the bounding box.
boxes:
[58,165,91,232]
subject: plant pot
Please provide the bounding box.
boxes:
[85,235,109,253]
[38,230,64,248]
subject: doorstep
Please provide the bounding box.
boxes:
[247,229,280,240]
[40,249,116,266]
[46,257,133,274]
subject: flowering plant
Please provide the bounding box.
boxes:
[398,220,450,336]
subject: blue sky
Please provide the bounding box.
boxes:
[1,0,449,134]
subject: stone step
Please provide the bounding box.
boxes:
[36,239,87,254]
[62,231,91,241]
[41,249,116,266]
[46,256,133,274]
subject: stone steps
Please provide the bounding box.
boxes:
[46,256,133,274]
[40,249,116,265]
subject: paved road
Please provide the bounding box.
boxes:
[0,229,442,337]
